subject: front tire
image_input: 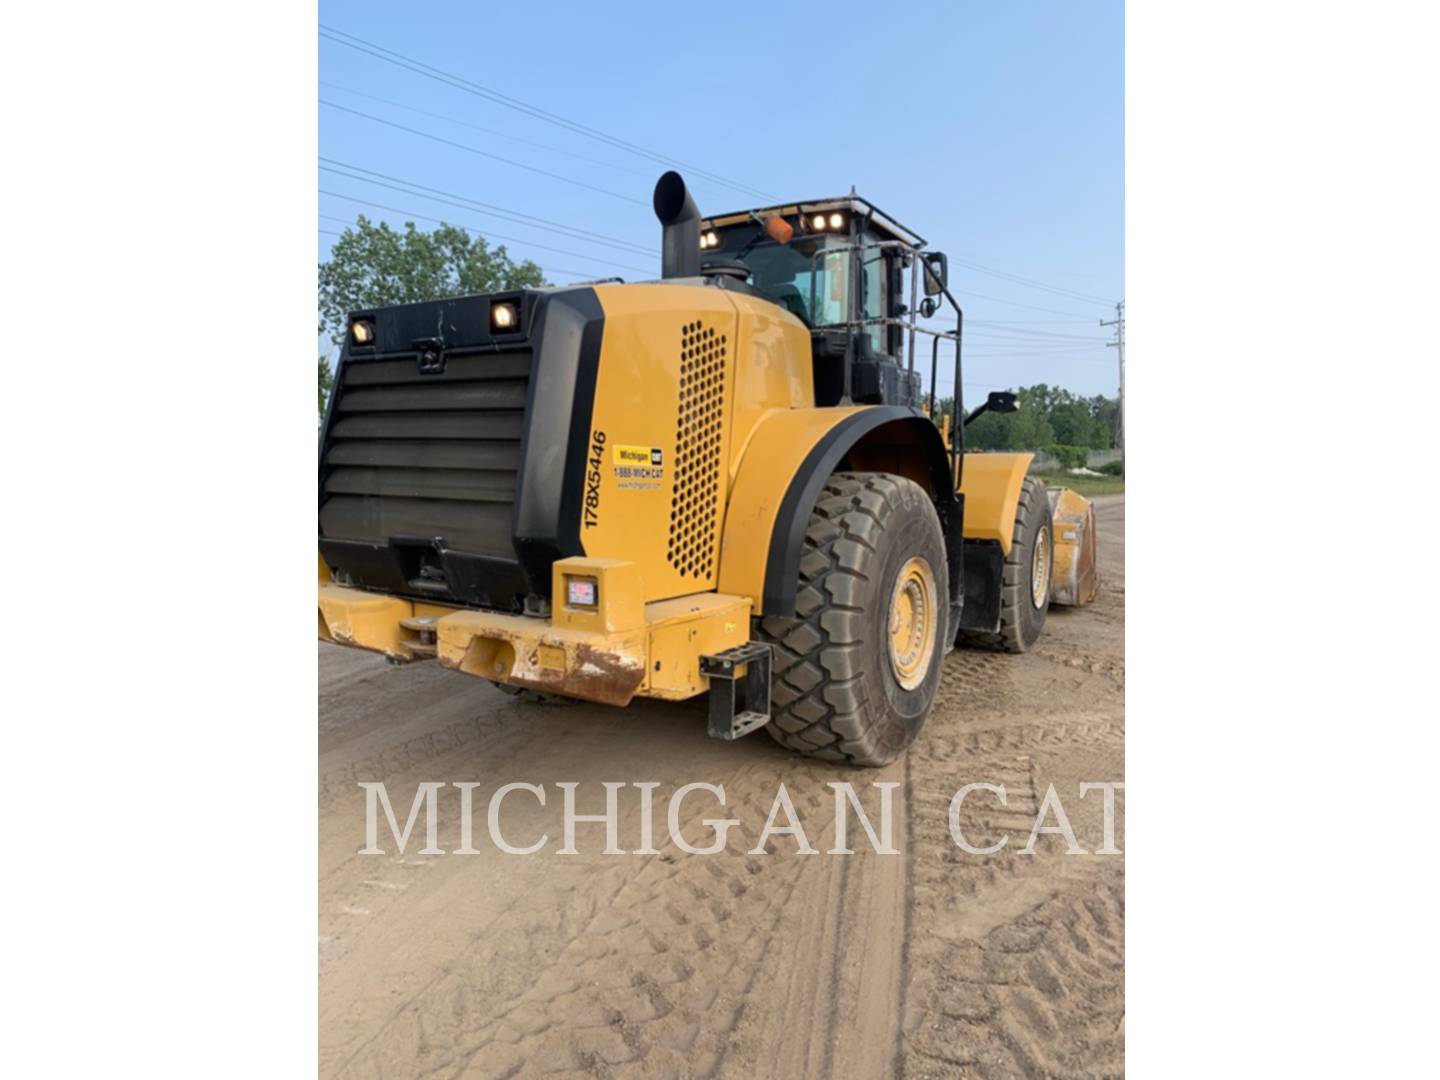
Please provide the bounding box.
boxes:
[756,472,948,767]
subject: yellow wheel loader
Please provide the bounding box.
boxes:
[318,172,1098,766]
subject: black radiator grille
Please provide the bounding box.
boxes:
[319,350,531,559]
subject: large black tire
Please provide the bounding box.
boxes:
[756,472,949,767]
[964,476,1053,653]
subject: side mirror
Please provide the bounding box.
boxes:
[963,390,1020,427]
[922,252,948,296]
[919,296,939,319]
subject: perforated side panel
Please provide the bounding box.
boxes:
[666,319,728,579]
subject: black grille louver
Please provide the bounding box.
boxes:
[320,349,532,575]
[324,351,532,561]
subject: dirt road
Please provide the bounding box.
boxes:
[319,496,1124,1079]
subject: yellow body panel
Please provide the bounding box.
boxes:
[580,284,813,604]
[958,452,1034,554]
[723,295,816,485]
[644,592,753,699]
[715,405,870,610]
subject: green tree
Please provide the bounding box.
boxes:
[964,408,1008,450]
[1089,394,1120,448]
[951,383,1116,452]
[318,355,333,419]
[317,216,547,347]
[1049,400,1106,448]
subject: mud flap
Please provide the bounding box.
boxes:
[957,539,1005,634]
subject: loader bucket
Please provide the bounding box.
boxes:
[1047,487,1099,606]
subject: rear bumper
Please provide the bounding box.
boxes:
[319,557,751,707]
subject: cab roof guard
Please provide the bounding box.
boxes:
[701,194,927,250]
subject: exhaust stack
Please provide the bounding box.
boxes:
[653,171,700,279]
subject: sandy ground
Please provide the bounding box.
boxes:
[319,496,1124,1079]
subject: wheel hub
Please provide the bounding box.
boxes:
[1031,526,1052,609]
[888,557,939,691]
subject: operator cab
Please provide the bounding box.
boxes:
[698,197,944,409]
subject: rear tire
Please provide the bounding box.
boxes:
[963,475,1053,653]
[755,472,948,767]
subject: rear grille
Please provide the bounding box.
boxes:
[320,350,531,559]
[666,319,729,580]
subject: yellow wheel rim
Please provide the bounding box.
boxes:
[1031,526,1051,609]
[888,557,939,691]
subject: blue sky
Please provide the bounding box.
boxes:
[319,1,1123,401]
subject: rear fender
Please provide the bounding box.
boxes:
[718,406,961,618]
[958,452,1034,554]
[955,453,1035,634]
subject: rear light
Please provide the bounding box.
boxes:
[490,301,518,332]
[565,576,598,608]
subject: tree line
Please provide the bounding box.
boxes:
[939,384,1119,460]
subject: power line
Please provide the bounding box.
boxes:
[319,158,653,255]
[964,339,1105,349]
[963,345,1114,361]
[965,327,1110,343]
[950,256,1115,306]
[319,81,654,179]
[948,287,1099,319]
[970,318,1099,326]
[318,27,1119,324]
[964,343,1107,352]
[319,24,776,202]
[318,191,651,274]
[965,353,1111,361]
[318,222,601,281]
[321,100,646,206]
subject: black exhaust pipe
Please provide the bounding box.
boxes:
[653,171,700,279]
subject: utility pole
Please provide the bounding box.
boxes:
[1100,300,1125,467]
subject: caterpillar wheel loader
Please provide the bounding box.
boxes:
[318,172,1099,767]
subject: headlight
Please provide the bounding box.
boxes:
[828,212,844,230]
[701,230,719,249]
[350,318,375,345]
[812,213,826,230]
[490,301,518,332]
